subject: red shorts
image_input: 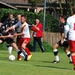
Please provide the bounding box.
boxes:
[69,40,75,53]
[18,38,30,47]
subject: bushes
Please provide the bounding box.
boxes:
[0,8,59,51]
[0,8,59,32]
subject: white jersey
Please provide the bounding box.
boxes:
[20,22,30,38]
[65,15,75,40]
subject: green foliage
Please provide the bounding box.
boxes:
[0,42,7,50]
[0,8,59,32]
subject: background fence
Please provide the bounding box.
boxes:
[42,32,61,45]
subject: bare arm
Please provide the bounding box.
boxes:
[0,34,13,39]
[5,26,14,32]
[14,33,24,37]
[32,24,39,31]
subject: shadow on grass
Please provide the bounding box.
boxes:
[34,65,72,70]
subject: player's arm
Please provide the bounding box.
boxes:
[64,19,70,38]
[0,34,13,39]
[14,32,24,37]
[60,33,65,44]
[32,24,39,31]
[5,22,20,32]
[5,26,13,32]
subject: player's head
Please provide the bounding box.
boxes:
[9,13,13,20]
[17,14,21,21]
[72,7,75,14]
[35,18,40,24]
[21,15,26,24]
[59,15,65,23]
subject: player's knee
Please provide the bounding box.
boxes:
[21,44,26,49]
[53,45,56,50]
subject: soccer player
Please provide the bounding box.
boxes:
[3,13,16,54]
[6,15,32,61]
[31,18,45,52]
[64,7,75,70]
[6,14,32,60]
[52,15,72,63]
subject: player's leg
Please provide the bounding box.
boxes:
[5,38,26,60]
[11,42,26,60]
[7,44,13,54]
[63,41,72,63]
[69,40,75,70]
[52,42,60,63]
[36,37,45,52]
[32,37,37,52]
[64,47,72,63]
[21,38,32,61]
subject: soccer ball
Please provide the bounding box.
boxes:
[9,55,15,61]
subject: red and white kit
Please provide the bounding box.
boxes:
[65,15,75,53]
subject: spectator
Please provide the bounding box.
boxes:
[31,18,45,52]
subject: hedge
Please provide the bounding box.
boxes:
[0,8,59,32]
[0,8,59,51]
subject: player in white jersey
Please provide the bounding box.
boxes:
[6,15,32,61]
[65,7,75,70]
[6,15,31,60]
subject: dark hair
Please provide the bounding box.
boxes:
[59,15,66,20]
[21,15,26,19]
[72,7,75,14]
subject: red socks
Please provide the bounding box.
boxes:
[71,56,75,67]
[24,47,31,55]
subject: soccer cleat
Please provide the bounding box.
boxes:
[27,55,32,61]
[24,55,28,61]
[52,60,60,63]
[18,51,25,60]
[18,58,22,61]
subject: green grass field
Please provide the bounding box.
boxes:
[0,50,75,75]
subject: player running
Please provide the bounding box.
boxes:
[2,13,16,54]
[64,7,75,70]
[6,15,32,61]
[52,15,72,63]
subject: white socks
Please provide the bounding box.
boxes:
[53,49,59,61]
[8,46,13,54]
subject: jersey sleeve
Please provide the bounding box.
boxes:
[13,22,20,29]
[64,18,70,38]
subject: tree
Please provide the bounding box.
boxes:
[29,0,43,7]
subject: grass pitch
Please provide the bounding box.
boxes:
[0,50,75,75]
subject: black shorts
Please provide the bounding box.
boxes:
[57,40,68,48]
[5,38,15,44]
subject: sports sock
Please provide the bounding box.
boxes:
[53,49,59,61]
[71,56,75,67]
[22,48,28,55]
[67,52,72,62]
[24,47,31,55]
[7,46,13,54]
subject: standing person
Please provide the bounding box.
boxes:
[65,7,75,70]
[6,15,32,61]
[31,18,45,52]
[52,15,72,63]
[14,14,22,45]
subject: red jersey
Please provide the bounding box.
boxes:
[31,23,43,37]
